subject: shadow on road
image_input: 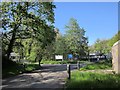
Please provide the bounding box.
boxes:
[2,64,82,89]
[32,64,78,73]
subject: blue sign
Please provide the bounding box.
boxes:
[68,54,73,59]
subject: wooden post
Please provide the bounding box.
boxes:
[77,61,80,70]
[67,64,71,79]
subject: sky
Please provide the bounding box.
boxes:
[118,2,120,30]
[54,2,118,46]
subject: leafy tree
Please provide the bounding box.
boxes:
[93,39,110,55]
[89,31,120,55]
[1,2,56,65]
[108,30,120,47]
[54,35,69,59]
[64,18,88,59]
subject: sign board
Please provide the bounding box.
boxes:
[68,54,73,59]
[55,55,63,60]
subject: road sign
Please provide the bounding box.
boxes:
[68,54,73,59]
[55,55,63,60]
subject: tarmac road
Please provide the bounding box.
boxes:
[2,64,85,89]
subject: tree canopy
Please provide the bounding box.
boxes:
[64,18,88,58]
[1,2,56,64]
[89,30,120,55]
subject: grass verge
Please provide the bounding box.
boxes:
[65,71,120,89]
[40,60,91,64]
[80,60,112,70]
[65,60,120,89]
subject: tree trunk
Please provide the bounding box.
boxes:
[39,60,41,66]
[39,55,42,67]
[7,24,18,59]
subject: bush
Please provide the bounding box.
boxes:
[2,55,39,78]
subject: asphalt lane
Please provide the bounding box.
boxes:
[2,64,85,89]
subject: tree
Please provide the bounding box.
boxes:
[1,2,56,65]
[89,30,120,56]
[93,39,110,55]
[108,30,120,47]
[64,18,88,59]
[54,35,69,59]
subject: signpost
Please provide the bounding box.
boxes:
[77,61,80,69]
[55,55,63,61]
[68,54,73,60]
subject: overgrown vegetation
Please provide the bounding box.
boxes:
[1,2,56,65]
[66,71,120,89]
[40,60,93,64]
[2,57,39,78]
[65,60,120,89]
[3,63,39,78]
[41,60,79,64]
[80,60,112,70]
[89,30,120,55]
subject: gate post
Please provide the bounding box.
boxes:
[77,61,80,70]
[67,64,71,79]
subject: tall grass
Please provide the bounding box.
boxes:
[66,71,120,89]
[80,60,112,70]
[65,60,120,89]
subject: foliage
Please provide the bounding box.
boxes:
[65,71,120,89]
[89,39,111,55]
[54,35,69,59]
[40,18,89,60]
[89,31,120,55]
[80,60,112,70]
[65,60,113,89]
[108,30,120,47]
[2,60,39,78]
[40,60,92,64]
[41,60,77,64]
[1,2,56,64]
[64,18,88,58]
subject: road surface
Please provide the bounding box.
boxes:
[2,64,85,89]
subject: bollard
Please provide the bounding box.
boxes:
[67,64,71,79]
[23,63,26,71]
[97,57,99,61]
[77,61,80,70]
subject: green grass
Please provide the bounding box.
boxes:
[65,71,120,89]
[65,60,119,89]
[41,60,64,64]
[41,60,91,64]
[41,60,77,64]
[80,60,112,70]
[25,63,39,71]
